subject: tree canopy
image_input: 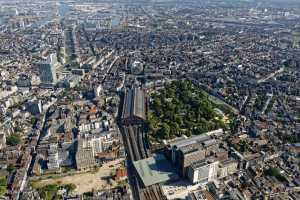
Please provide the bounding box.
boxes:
[6,134,21,146]
[264,167,287,182]
[0,176,6,197]
[148,80,228,140]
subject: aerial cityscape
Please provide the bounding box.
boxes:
[0,0,299,199]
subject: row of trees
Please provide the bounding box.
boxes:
[148,80,227,140]
[0,177,6,197]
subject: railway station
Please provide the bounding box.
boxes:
[121,87,146,125]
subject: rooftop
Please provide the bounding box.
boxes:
[170,133,210,149]
[122,87,146,122]
[133,154,178,187]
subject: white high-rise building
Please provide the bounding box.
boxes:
[47,144,59,170]
[37,54,59,85]
[187,160,219,184]
[94,84,103,97]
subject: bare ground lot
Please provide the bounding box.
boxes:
[31,158,125,194]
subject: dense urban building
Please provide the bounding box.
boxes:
[0,0,299,199]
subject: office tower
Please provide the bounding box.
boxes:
[37,54,58,85]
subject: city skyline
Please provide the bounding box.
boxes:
[0,0,299,200]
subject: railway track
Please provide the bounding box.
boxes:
[124,126,141,161]
[136,126,148,159]
[123,127,135,161]
[124,125,149,161]
[142,185,166,200]
[122,125,165,200]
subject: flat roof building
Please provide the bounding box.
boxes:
[188,190,216,200]
[133,154,178,187]
[187,160,219,184]
[168,133,210,177]
[167,130,224,178]
[75,139,96,171]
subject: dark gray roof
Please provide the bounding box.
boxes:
[133,87,145,119]
[170,133,210,151]
[122,87,146,121]
[122,89,133,120]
